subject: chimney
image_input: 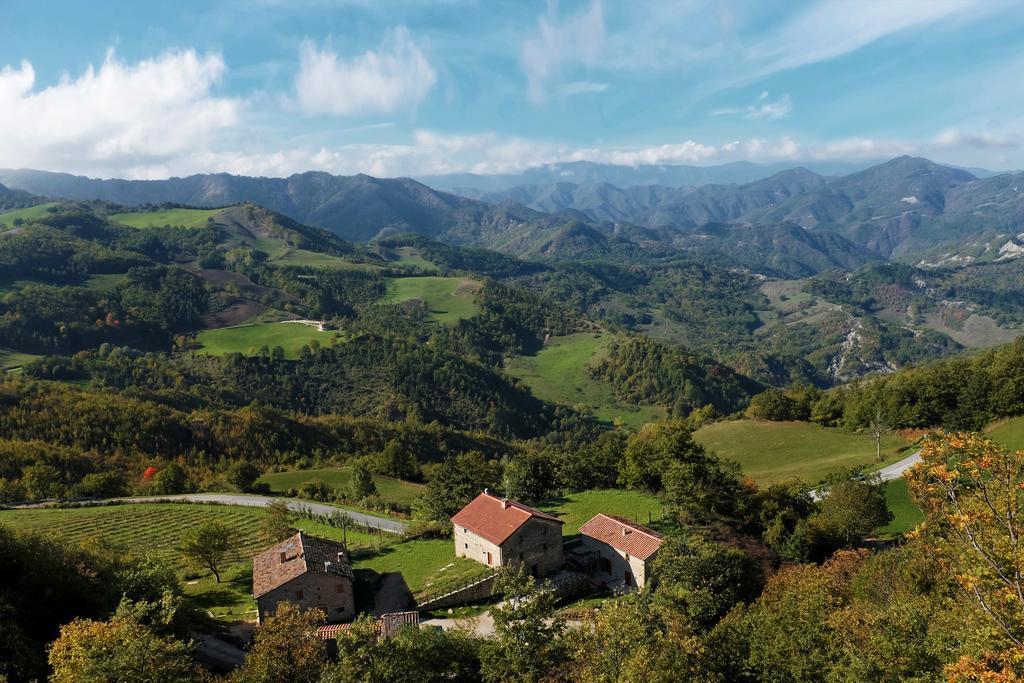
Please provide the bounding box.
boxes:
[324,561,331,571]
[621,527,630,536]
[337,551,345,563]
[484,488,489,495]
[279,551,287,562]
[501,499,510,509]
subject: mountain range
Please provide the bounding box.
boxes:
[2,156,1022,275]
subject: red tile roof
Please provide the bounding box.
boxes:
[252,532,353,598]
[451,491,563,545]
[579,514,664,561]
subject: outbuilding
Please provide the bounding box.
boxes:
[578,513,664,589]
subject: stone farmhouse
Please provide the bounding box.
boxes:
[451,490,564,577]
[252,531,355,624]
[578,513,664,589]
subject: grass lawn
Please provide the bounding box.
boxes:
[194,322,341,358]
[85,273,127,290]
[875,478,925,538]
[506,332,666,430]
[258,467,423,507]
[385,276,480,324]
[110,208,223,229]
[0,202,59,227]
[541,489,666,537]
[351,538,488,598]
[390,246,437,271]
[0,347,41,370]
[985,415,1024,451]
[693,420,909,485]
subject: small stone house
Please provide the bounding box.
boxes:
[451,491,564,577]
[252,531,355,624]
[579,514,664,589]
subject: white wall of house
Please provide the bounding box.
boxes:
[454,518,563,575]
[454,524,504,568]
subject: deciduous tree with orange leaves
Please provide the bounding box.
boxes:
[907,432,1024,649]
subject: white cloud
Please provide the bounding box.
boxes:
[0,49,239,178]
[746,0,986,80]
[746,92,792,120]
[712,91,793,121]
[294,26,436,116]
[521,0,606,104]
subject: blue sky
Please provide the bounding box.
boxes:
[1,0,1022,179]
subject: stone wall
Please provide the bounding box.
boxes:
[256,571,355,624]
[581,536,655,588]
[417,572,498,611]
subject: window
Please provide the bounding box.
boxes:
[464,543,468,549]
[542,527,548,535]
[542,543,547,551]
[296,590,304,600]
[336,607,346,614]
[336,583,345,594]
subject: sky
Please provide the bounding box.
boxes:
[1,0,1023,179]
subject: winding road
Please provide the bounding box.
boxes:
[810,449,922,501]
[12,493,407,535]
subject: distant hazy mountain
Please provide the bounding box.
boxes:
[418,159,876,194]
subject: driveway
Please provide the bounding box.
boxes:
[12,493,407,535]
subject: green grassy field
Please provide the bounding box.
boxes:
[110,208,223,229]
[353,539,489,597]
[506,332,666,430]
[0,202,59,227]
[389,246,437,271]
[875,478,925,537]
[85,273,127,290]
[385,276,480,324]
[693,420,909,485]
[258,468,423,506]
[542,489,666,537]
[0,347,41,370]
[194,322,340,358]
[985,416,1024,451]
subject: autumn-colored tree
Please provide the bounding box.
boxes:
[231,603,326,683]
[48,615,199,683]
[908,432,1024,649]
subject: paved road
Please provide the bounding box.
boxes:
[15,493,407,535]
[810,449,922,500]
[875,450,923,482]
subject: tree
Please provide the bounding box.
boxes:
[152,462,188,495]
[20,463,64,500]
[75,471,129,499]
[867,405,888,461]
[415,451,502,523]
[228,461,261,492]
[620,421,709,492]
[48,615,199,683]
[480,565,564,683]
[231,603,326,683]
[502,450,554,504]
[178,520,236,583]
[908,432,1024,647]
[566,594,710,682]
[324,615,482,682]
[812,468,892,548]
[652,533,762,630]
[349,459,377,500]
[260,500,295,544]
